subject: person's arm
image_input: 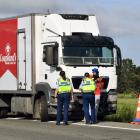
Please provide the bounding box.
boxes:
[54,89,58,102]
[79,80,83,91]
[54,79,59,101]
[70,88,74,102]
[55,88,58,98]
[69,79,74,102]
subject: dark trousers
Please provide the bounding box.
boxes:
[82,93,96,123]
[56,93,70,123]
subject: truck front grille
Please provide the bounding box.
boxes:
[72,77,83,89]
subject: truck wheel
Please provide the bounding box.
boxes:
[0,108,8,118]
[97,114,105,121]
[70,114,84,121]
[97,108,105,121]
[70,104,84,121]
[33,98,41,119]
[40,95,49,122]
[33,95,49,122]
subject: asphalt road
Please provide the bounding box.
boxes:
[0,118,140,140]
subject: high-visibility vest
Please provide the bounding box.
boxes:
[58,78,72,93]
[81,77,95,93]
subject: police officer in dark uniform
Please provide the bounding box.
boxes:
[80,72,96,124]
[55,71,73,125]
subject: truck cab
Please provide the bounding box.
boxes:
[39,14,122,119]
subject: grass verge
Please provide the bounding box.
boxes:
[105,94,137,122]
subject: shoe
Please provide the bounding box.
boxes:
[86,121,91,125]
[56,122,60,125]
[63,122,69,125]
[91,121,97,124]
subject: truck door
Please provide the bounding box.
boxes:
[17,29,26,90]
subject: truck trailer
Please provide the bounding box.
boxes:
[0,13,121,121]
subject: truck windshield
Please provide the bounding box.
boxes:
[61,35,114,66]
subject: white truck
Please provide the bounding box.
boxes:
[0,13,121,121]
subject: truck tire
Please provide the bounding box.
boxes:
[97,107,105,121]
[0,108,8,118]
[70,113,84,121]
[97,115,105,121]
[70,103,84,121]
[40,95,49,122]
[33,95,49,122]
[33,98,41,119]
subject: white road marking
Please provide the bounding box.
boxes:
[4,118,140,132]
[73,122,140,132]
[48,121,140,131]
[6,117,25,120]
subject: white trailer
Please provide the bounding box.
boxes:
[0,13,121,121]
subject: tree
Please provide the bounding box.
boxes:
[117,58,139,93]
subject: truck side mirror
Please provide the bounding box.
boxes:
[115,45,122,67]
[43,43,58,66]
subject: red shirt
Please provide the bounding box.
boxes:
[89,74,104,95]
[95,79,104,95]
[95,82,101,95]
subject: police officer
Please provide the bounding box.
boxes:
[80,72,96,124]
[55,71,73,125]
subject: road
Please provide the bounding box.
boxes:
[0,118,140,140]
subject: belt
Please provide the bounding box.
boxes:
[58,92,70,94]
[82,90,94,93]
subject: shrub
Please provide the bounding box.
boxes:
[105,95,137,122]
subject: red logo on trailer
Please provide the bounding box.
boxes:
[0,43,16,65]
[0,19,17,78]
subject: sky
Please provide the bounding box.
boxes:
[0,0,139,66]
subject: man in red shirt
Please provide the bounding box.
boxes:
[91,68,104,120]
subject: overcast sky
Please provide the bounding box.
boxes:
[0,0,139,66]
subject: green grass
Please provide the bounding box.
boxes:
[105,94,138,122]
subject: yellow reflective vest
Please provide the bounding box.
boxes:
[57,78,72,93]
[81,77,95,93]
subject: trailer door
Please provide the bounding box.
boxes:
[17,29,26,90]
